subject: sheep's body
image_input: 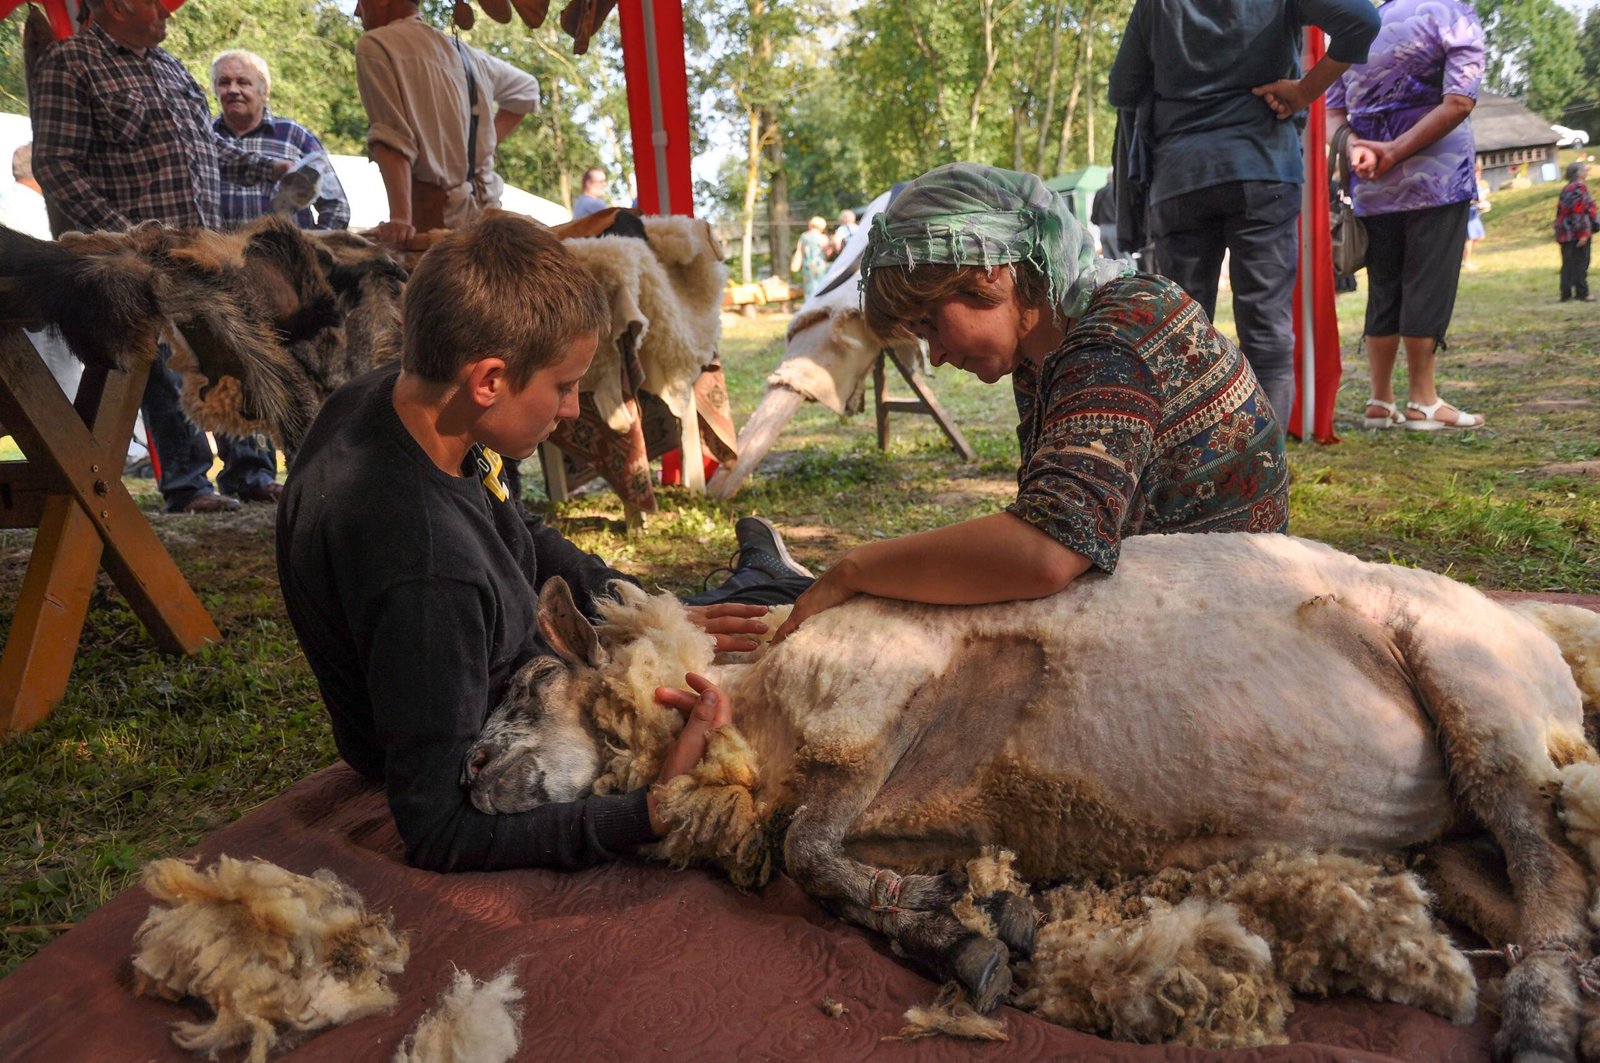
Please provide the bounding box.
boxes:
[471,532,1600,1061]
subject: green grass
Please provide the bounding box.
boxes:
[1,177,1597,977]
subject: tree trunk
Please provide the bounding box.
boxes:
[549,81,572,209]
[1054,1,1098,174]
[1085,34,1095,164]
[965,0,1003,158]
[1035,0,1067,174]
[741,106,761,284]
[764,108,791,277]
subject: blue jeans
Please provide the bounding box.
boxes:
[142,343,276,511]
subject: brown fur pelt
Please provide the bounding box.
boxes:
[1014,850,1475,1048]
[131,856,409,1063]
[0,218,405,455]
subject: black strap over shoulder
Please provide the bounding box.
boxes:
[452,35,481,196]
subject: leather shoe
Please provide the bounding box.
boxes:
[237,481,283,504]
[178,492,242,514]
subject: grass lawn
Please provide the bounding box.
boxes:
[1,177,1596,977]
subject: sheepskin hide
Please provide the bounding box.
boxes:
[1014,850,1475,1048]
[768,279,917,416]
[564,218,725,436]
[131,856,408,1063]
[393,968,523,1063]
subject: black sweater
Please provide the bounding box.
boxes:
[275,366,657,871]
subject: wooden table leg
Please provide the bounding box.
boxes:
[0,329,220,733]
[0,495,103,733]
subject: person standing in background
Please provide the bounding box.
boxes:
[573,166,609,217]
[212,50,350,232]
[790,215,830,300]
[354,0,541,245]
[1328,0,1487,430]
[32,0,290,513]
[1462,158,1488,270]
[1109,0,1380,428]
[1556,159,1597,303]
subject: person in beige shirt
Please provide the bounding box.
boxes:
[354,0,541,244]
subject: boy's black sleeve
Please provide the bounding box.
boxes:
[367,576,658,872]
[520,507,641,619]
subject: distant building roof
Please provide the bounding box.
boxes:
[1472,92,1559,153]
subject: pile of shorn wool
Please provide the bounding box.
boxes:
[914,848,1477,1047]
[131,856,410,1062]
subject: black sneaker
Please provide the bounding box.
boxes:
[733,517,815,580]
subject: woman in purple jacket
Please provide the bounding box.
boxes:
[1328,0,1486,431]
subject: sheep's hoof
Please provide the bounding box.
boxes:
[950,934,1011,1013]
[982,891,1036,959]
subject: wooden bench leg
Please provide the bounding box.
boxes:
[0,495,103,733]
[873,348,978,461]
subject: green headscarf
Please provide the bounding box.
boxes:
[861,162,1130,320]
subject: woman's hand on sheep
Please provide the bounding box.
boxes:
[647,673,734,835]
[771,568,859,645]
[684,602,771,653]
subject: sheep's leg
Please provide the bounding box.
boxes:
[783,754,1013,1010]
[1408,656,1593,1063]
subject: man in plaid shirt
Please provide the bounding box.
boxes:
[32,0,290,513]
[211,50,349,232]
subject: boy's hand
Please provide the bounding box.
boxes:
[684,602,770,653]
[647,672,733,834]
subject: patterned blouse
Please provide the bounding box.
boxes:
[1325,0,1485,218]
[1006,274,1289,573]
[1556,180,1598,244]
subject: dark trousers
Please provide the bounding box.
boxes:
[142,342,276,511]
[1561,240,1591,301]
[1150,180,1299,427]
[682,568,811,608]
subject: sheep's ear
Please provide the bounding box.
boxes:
[538,577,607,669]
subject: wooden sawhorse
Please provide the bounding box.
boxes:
[0,327,219,734]
[873,345,976,461]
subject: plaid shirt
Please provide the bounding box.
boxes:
[31,23,278,233]
[1556,180,1598,244]
[212,110,350,230]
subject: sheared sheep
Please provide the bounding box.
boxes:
[131,856,408,1063]
[465,531,1600,1061]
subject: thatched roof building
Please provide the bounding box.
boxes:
[1473,92,1560,190]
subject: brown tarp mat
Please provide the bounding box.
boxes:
[3,590,1595,1063]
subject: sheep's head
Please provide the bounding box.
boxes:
[463,578,609,813]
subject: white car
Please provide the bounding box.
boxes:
[1552,124,1590,149]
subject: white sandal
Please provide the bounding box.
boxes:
[1362,398,1405,429]
[1404,398,1484,431]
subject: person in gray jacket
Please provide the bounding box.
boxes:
[1109,0,1379,427]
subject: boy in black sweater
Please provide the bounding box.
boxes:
[276,214,791,872]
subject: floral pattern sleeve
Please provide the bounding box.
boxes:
[1007,331,1160,573]
[1007,275,1289,573]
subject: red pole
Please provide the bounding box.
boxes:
[617,0,694,217]
[1289,26,1343,444]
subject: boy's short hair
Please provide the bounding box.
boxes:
[403,212,609,387]
[863,262,1049,341]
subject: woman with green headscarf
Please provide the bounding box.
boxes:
[772,163,1288,643]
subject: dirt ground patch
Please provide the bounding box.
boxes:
[1520,398,1596,414]
[1534,461,1600,477]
